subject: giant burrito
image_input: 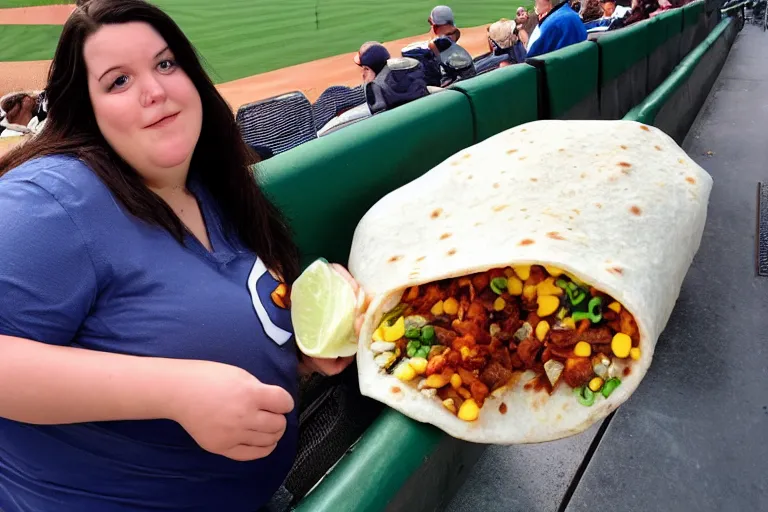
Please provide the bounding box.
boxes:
[347,120,712,443]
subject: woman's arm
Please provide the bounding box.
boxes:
[0,334,189,424]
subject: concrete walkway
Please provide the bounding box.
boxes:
[446,22,768,512]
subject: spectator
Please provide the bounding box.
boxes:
[0,0,362,510]
[619,0,660,25]
[353,41,391,84]
[526,0,588,58]
[515,7,537,47]
[580,0,604,22]
[475,19,528,74]
[0,91,47,135]
[402,5,475,86]
[599,0,632,19]
[428,5,461,40]
[365,57,430,114]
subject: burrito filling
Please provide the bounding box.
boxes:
[370,265,640,421]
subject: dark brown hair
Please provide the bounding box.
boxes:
[0,0,299,282]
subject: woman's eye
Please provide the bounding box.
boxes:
[109,75,129,91]
[158,59,176,72]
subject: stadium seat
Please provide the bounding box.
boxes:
[526,41,600,120]
[312,85,366,132]
[593,21,651,119]
[450,63,539,142]
[235,91,317,156]
[255,90,475,510]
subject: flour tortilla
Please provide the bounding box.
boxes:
[348,120,712,444]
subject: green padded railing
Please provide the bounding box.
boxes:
[527,41,599,119]
[597,21,650,84]
[625,16,731,125]
[258,90,474,268]
[450,64,539,142]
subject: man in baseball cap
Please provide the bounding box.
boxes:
[353,42,391,83]
[428,5,461,41]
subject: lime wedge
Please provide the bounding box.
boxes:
[291,259,358,358]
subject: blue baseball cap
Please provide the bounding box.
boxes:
[354,42,391,74]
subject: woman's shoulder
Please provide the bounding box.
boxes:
[0,154,113,212]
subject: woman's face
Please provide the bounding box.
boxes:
[84,22,203,187]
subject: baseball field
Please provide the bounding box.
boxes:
[0,0,532,155]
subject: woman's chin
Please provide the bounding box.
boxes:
[148,147,193,170]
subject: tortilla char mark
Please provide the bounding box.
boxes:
[370,265,641,422]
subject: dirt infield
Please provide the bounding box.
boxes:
[0,4,74,25]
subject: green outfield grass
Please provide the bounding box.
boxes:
[0,0,72,6]
[0,0,533,83]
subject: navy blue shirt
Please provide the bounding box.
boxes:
[0,155,299,511]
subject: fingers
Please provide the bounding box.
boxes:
[248,410,287,435]
[224,444,278,462]
[330,263,359,292]
[253,384,295,414]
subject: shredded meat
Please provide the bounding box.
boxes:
[549,328,577,347]
[434,326,458,345]
[409,284,445,313]
[517,337,543,368]
[480,361,514,391]
[563,357,593,388]
[579,326,613,345]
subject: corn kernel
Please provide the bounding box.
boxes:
[443,398,457,414]
[431,300,445,316]
[506,276,523,296]
[561,317,576,330]
[444,297,459,316]
[372,326,385,342]
[608,302,622,314]
[394,363,417,382]
[458,399,480,421]
[514,265,531,280]
[537,296,560,317]
[408,357,428,374]
[574,341,592,358]
[494,297,506,311]
[424,374,451,388]
[450,373,462,389]
[630,347,641,361]
[535,320,550,342]
[588,377,604,392]
[546,265,564,277]
[460,346,471,360]
[383,316,405,342]
[611,333,632,358]
[523,285,537,301]
[537,277,564,296]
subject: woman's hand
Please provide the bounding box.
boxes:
[171,361,295,461]
[298,263,368,377]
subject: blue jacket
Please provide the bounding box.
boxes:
[526,2,588,58]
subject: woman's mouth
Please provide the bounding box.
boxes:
[145,112,180,129]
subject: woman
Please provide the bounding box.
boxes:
[0,0,359,510]
[0,90,47,134]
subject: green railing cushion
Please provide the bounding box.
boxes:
[625,17,731,125]
[257,90,474,268]
[597,22,650,83]
[683,0,705,28]
[659,7,685,40]
[451,64,539,142]
[527,41,599,119]
[293,410,443,512]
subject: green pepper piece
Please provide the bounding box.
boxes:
[565,284,586,306]
[405,327,422,339]
[406,340,421,358]
[556,279,569,289]
[602,377,621,398]
[421,325,435,344]
[572,297,603,323]
[576,386,595,406]
[380,303,408,327]
[572,311,590,322]
[415,346,431,359]
[490,277,508,295]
